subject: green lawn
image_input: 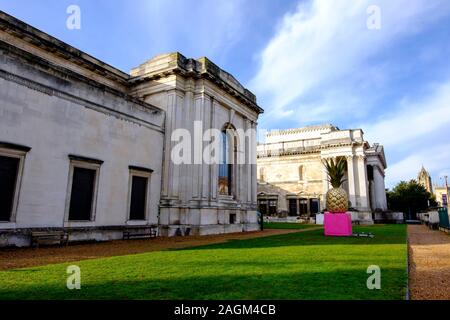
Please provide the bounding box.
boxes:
[0,225,407,300]
[264,222,320,229]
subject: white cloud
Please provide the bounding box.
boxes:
[250,0,450,126]
[362,82,450,148]
[250,0,450,188]
[360,81,450,188]
[386,144,450,188]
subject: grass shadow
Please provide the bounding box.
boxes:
[0,267,407,300]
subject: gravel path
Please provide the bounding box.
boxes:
[0,228,321,270]
[408,225,450,300]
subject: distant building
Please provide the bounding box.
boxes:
[256,124,388,224]
[434,176,449,207]
[417,166,433,193]
[434,187,449,206]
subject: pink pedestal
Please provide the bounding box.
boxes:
[324,212,352,236]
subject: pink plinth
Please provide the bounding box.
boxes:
[324,212,352,236]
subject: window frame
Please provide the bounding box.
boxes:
[0,143,29,224]
[218,124,238,199]
[64,156,102,224]
[126,166,152,224]
[229,213,237,224]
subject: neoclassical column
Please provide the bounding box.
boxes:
[346,155,357,208]
[374,166,387,210]
[250,121,257,206]
[369,179,376,211]
[244,118,253,203]
[322,157,330,209]
[356,155,369,210]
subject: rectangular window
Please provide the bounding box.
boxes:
[0,142,30,223]
[269,200,277,215]
[127,166,152,222]
[299,199,308,215]
[229,213,236,224]
[129,175,148,221]
[367,165,374,181]
[68,167,96,221]
[258,200,268,215]
[310,198,320,214]
[0,155,20,221]
[288,199,298,216]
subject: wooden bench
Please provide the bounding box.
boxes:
[123,225,158,240]
[31,231,69,248]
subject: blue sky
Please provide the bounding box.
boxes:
[1,0,450,188]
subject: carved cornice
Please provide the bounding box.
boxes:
[266,124,338,137]
[356,155,366,161]
[256,141,355,159]
[0,40,162,113]
[129,53,263,115]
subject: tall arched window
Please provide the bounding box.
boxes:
[219,125,236,196]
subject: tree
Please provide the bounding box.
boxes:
[387,180,437,219]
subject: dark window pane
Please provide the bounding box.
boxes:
[269,200,277,215]
[310,199,320,214]
[0,156,19,221]
[289,199,297,216]
[300,199,308,215]
[219,130,232,196]
[129,176,148,220]
[69,167,96,221]
[367,165,374,181]
[258,200,268,215]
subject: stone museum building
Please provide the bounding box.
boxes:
[0,12,262,246]
[434,184,449,207]
[257,124,388,224]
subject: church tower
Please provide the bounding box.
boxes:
[417,166,433,193]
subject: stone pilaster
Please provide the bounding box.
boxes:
[322,158,329,209]
[250,121,257,206]
[356,155,369,210]
[374,166,387,210]
[346,155,357,208]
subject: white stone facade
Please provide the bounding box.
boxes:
[0,12,262,246]
[130,53,262,236]
[257,124,387,224]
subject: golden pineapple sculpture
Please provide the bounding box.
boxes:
[323,157,349,213]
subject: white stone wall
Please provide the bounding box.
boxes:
[0,34,165,245]
[130,55,261,235]
[0,78,164,227]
